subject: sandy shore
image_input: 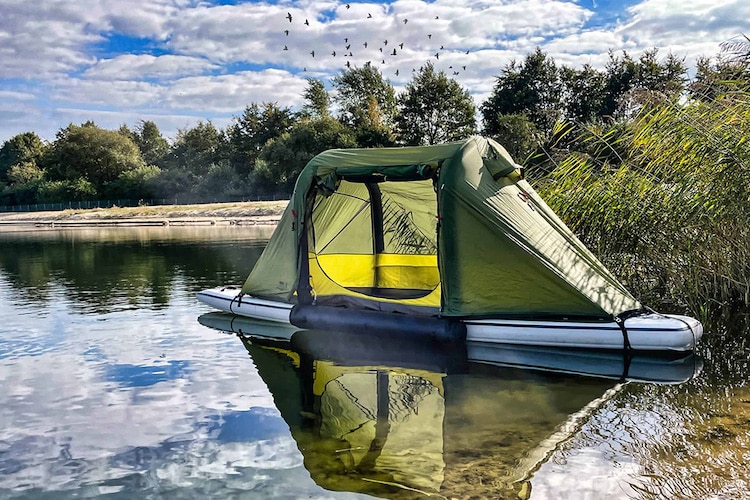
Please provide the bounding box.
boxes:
[0,200,288,230]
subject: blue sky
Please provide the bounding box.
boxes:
[0,0,747,143]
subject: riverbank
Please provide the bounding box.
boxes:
[0,201,288,230]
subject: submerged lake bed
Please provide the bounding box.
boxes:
[0,226,748,499]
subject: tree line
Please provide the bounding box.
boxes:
[0,46,746,207]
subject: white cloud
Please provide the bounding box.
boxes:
[162,70,308,112]
[0,0,745,143]
[84,54,219,80]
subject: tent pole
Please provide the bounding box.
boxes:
[367,183,385,289]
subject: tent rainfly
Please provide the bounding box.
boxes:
[242,136,640,321]
[197,136,703,350]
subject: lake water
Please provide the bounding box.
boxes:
[0,226,748,499]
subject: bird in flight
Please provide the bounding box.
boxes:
[403,19,408,24]
[304,19,310,26]
[384,40,388,45]
[428,34,432,39]
[435,52,439,59]
[399,42,404,49]
[363,41,368,47]
[284,30,289,36]
[332,51,336,56]
[391,48,397,56]
[286,12,292,22]
[346,3,350,8]
[395,69,399,76]
[283,45,288,50]
[367,13,372,18]
[310,50,315,57]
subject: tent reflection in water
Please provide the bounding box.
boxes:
[238,328,684,500]
[199,136,702,351]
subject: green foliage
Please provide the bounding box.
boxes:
[44,122,145,193]
[226,103,294,176]
[134,121,170,166]
[396,62,477,145]
[162,121,226,176]
[37,178,97,203]
[481,48,561,135]
[600,49,686,118]
[482,113,540,163]
[537,83,750,314]
[559,65,607,123]
[105,165,162,199]
[190,162,245,201]
[0,132,48,182]
[7,162,45,185]
[301,78,330,118]
[257,116,356,193]
[331,63,397,132]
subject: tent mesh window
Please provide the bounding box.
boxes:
[310,179,440,301]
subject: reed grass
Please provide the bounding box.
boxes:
[536,88,750,320]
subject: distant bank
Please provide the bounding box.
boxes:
[0,201,287,230]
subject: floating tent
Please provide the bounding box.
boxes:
[242,136,640,322]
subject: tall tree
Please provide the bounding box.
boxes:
[331,63,397,133]
[483,113,540,163]
[134,121,170,166]
[481,48,561,135]
[256,116,356,193]
[44,122,145,193]
[163,121,226,176]
[301,78,330,118]
[226,103,294,176]
[396,62,477,145]
[689,55,750,101]
[559,64,607,123]
[601,49,686,118]
[0,132,48,182]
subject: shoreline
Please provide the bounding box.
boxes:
[0,200,287,230]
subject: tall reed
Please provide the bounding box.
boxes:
[536,90,750,320]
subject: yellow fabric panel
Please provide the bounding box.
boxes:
[313,253,439,290]
[314,253,376,288]
[309,253,442,307]
[374,254,439,289]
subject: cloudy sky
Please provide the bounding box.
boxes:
[1,0,747,144]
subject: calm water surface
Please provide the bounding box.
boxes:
[0,227,747,499]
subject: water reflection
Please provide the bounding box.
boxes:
[0,227,272,312]
[202,315,703,499]
[1,227,743,498]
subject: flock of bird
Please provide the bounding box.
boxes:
[281,7,470,78]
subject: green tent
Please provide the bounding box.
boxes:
[243,136,639,320]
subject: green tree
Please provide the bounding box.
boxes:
[256,116,356,193]
[559,64,607,123]
[689,55,750,101]
[331,63,397,134]
[396,62,477,145]
[0,132,48,182]
[601,49,686,118]
[37,178,97,203]
[301,78,330,118]
[483,113,540,163]
[163,121,226,176]
[226,103,294,176]
[481,48,561,135]
[44,122,145,195]
[105,164,162,199]
[134,121,170,166]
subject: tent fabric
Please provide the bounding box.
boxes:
[242,136,640,319]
